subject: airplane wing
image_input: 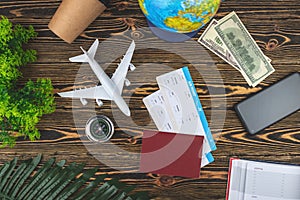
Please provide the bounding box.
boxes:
[111,40,135,94]
[58,85,111,100]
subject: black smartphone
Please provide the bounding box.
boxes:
[235,72,300,134]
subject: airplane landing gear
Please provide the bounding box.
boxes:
[125,78,131,86]
[129,63,136,71]
[80,98,88,106]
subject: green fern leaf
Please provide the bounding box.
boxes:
[0,156,149,200]
[39,163,85,200]
[96,184,119,199]
[56,168,100,200]
[72,175,107,200]
[110,192,128,200]
[0,157,17,192]
[0,193,13,200]
[0,162,10,180]
[3,160,30,195]
[10,154,42,198]
[16,157,56,199]
[24,160,65,200]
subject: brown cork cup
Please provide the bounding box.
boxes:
[48,0,106,44]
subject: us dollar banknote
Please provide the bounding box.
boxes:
[198,19,272,73]
[198,19,242,72]
[214,11,275,87]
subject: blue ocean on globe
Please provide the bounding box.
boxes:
[139,0,221,33]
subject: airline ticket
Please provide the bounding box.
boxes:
[143,67,216,167]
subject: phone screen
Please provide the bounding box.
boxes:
[235,73,300,134]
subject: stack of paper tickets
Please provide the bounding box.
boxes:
[143,67,216,168]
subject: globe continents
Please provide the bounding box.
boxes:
[139,0,221,33]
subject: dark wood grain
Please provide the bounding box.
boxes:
[0,0,299,199]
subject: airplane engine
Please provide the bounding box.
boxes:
[125,78,131,86]
[129,63,136,71]
[96,99,103,107]
[80,98,88,106]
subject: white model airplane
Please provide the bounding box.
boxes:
[58,39,136,116]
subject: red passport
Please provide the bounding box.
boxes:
[139,130,204,178]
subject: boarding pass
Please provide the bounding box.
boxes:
[143,67,216,167]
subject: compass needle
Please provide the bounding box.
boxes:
[85,115,115,142]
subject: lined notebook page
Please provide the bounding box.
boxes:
[244,162,300,200]
[228,159,300,200]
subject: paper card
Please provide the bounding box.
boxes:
[143,89,214,167]
[143,90,176,132]
[139,130,204,178]
[156,67,216,154]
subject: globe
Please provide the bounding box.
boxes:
[138,0,221,34]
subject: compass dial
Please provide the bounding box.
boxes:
[85,115,114,142]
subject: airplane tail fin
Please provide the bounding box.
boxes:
[69,39,99,63]
[87,39,99,58]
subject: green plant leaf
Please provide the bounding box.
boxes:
[110,192,128,200]
[0,156,148,200]
[108,179,127,190]
[24,160,66,200]
[10,154,42,198]
[96,184,119,199]
[40,163,85,200]
[16,157,56,199]
[2,159,30,195]
[88,182,112,199]
[56,168,99,200]
[0,157,17,192]
[0,161,10,180]
[0,16,55,148]
[72,175,107,200]
[0,193,13,200]
[122,185,136,194]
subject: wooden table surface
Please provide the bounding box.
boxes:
[1,0,299,199]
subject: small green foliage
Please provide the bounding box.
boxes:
[0,16,37,86]
[0,16,55,148]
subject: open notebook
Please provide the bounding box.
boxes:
[226,158,300,200]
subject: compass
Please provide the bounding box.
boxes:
[85,115,114,142]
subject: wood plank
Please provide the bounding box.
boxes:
[0,0,299,199]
